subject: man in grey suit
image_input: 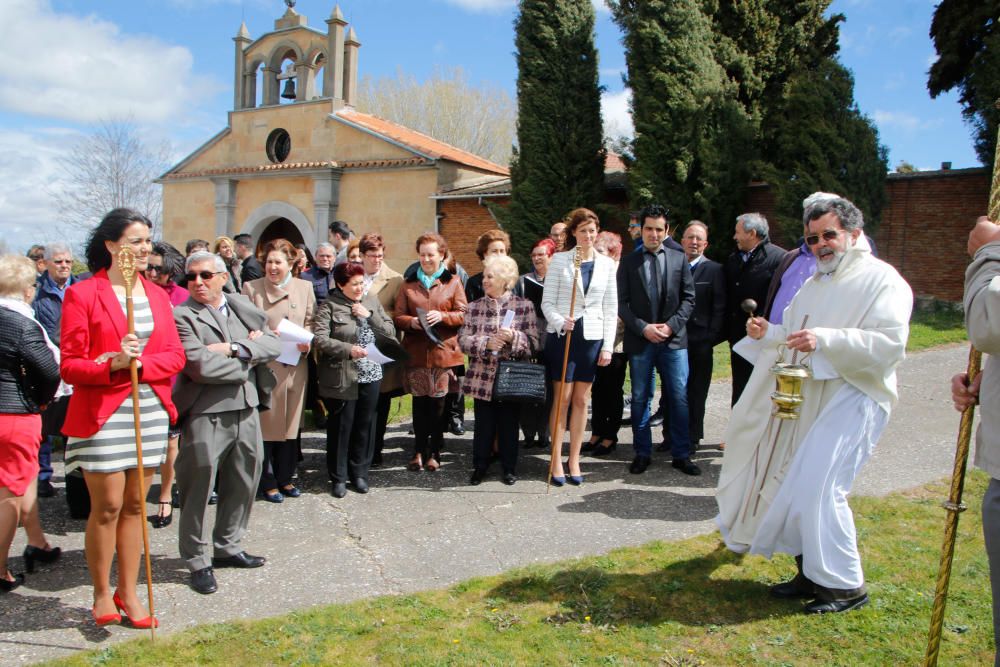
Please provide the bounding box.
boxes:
[172,251,281,595]
[618,204,698,476]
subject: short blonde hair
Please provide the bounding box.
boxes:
[483,255,519,292]
[0,254,38,299]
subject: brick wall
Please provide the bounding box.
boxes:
[438,197,509,274]
[875,167,989,303]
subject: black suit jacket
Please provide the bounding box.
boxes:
[617,245,695,354]
[724,240,785,344]
[687,258,726,347]
[240,256,264,285]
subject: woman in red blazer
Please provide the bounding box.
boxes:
[60,209,185,629]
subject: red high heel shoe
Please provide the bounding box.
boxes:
[113,590,159,629]
[91,605,121,627]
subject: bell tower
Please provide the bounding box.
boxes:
[232,2,361,111]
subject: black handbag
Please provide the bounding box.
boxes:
[492,360,546,404]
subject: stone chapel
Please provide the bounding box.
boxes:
[159,2,509,270]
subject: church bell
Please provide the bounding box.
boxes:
[281,79,296,100]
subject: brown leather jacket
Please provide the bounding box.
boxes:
[394,269,466,369]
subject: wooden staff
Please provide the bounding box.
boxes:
[923,107,1000,666]
[547,247,583,492]
[118,246,156,641]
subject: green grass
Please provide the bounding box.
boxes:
[908,308,968,352]
[49,473,995,666]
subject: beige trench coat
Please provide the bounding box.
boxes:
[367,263,404,393]
[242,276,316,440]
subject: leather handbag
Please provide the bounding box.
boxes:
[492,360,546,404]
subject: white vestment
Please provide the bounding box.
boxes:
[715,235,912,590]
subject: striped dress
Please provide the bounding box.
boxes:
[64,294,169,473]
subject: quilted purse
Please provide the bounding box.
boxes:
[492,360,546,404]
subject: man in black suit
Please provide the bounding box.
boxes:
[724,213,784,405]
[680,221,726,448]
[234,233,263,286]
[618,204,699,476]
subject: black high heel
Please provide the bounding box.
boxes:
[0,571,25,592]
[23,545,61,573]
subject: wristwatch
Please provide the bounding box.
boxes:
[230,343,240,358]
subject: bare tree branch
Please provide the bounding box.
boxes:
[356,67,514,166]
[52,117,171,235]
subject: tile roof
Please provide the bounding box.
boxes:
[160,157,430,180]
[334,109,510,176]
[431,152,629,198]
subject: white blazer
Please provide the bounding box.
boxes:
[541,249,618,352]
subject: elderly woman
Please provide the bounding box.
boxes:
[459,255,538,485]
[541,208,617,486]
[213,236,239,293]
[62,208,185,627]
[242,239,315,502]
[358,233,404,466]
[144,240,189,528]
[0,255,62,592]
[586,232,627,457]
[314,263,402,497]
[394,233,467,471]
[515,237,556,450]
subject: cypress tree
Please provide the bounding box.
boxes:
[506,0,606,260]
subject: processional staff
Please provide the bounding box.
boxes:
[923,104,1000,666]
[118,245,156,641]
[547,246,582,492]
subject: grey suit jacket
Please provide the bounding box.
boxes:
[172,294,281,421]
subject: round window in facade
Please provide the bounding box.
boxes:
[266,128,291,163]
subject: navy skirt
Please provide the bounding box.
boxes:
[544,324,602,384]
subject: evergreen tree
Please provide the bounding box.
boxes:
[760,58,888,242]
[927,0,1000,166]
[506,0,606,260]
[609,0,754,231]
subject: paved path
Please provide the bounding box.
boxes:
[0,344,973,665]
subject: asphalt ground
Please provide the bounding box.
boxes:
[0,343,973,665]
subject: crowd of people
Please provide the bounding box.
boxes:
[0,193,933,629]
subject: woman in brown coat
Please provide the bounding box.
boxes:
[242,239,316,502]
[394,233,466,471]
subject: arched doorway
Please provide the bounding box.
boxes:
[257,217,305,255]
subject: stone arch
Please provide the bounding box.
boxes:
[307,47,327,98]
[241,201,313,249]
[247,56,266,108]
[262,41,305,105]
[266,40,305,72]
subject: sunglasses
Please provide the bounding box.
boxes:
[804,229,844,246]
[145,265,165,274]
[29,255,44,261]
[185,270,222,282]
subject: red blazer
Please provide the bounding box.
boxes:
[60,269,186,438]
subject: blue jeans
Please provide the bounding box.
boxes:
[38,437,53,482]
[629,343,690,459]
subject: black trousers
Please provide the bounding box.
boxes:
[323,381,381,484]
[686,342,714,443]
[373,392,394,461]
[590,352,627,440]
[730,345,754,406]
[412,395,446,460]
[259,439,297,491]
[472,399,521,474]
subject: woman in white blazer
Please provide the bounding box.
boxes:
[541,208,617,486]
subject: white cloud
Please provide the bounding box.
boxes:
[602,88,633,141]
[0,0,219,125]
[873,110,942,133]
[0,128,87,253]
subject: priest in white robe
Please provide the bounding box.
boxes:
[715,196,912,614]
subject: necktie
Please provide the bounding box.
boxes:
[646,251,660,322]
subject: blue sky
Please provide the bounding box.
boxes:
[0,0,980,252]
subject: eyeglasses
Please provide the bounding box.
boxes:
[145,265,165,274]
[804,229,844,246]
[364,253,384,260]
[185,270,222,282]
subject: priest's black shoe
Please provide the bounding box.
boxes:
[770,578,816,599]
[213,551,265,569]
[629,456,651,474]
[672,458,701,476]
[37,480,55,498]
[502,473,517,486]
[353,478,369,494]
[331,482,347,498]
[469,469,487,486]
[803,593,869,614]
[190,567,217,594]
